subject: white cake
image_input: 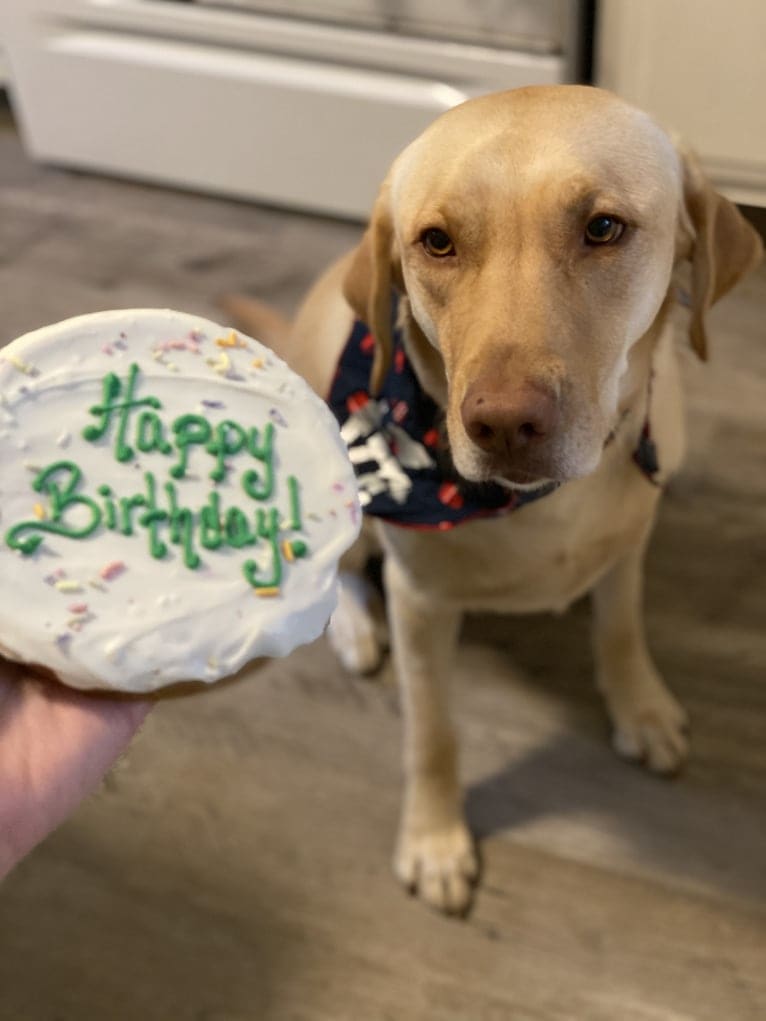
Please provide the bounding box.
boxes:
[0,309,361,692]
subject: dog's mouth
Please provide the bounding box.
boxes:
[474,447,563,489]
[436,426,559,494]
[492,471,557,492]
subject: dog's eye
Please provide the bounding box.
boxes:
[421,228,455,258]
[585,215,625,245]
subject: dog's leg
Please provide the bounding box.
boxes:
[326,521,386,674]
[592,539,689,774]
[386,558,478,914]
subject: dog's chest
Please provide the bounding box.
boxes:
[379,448,661,615]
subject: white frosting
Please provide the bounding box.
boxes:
[0,309,361,692]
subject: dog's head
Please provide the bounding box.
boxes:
[343,86,762,489]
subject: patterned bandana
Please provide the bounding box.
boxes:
[328,308,659,531]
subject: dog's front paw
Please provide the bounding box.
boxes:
[604,669,690,775]
[394,821,479,915]
[326,572,386,675]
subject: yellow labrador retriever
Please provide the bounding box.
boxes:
[228,85,761,913]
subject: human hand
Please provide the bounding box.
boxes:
[0,657,150,878]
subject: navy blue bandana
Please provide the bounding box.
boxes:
[328,310,659,531]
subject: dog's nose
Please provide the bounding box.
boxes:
[461,384,558,454]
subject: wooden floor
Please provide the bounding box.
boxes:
[0,101,764,1020]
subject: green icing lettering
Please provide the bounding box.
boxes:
[199,492,224,550]
[242,423,275,501]
[224,507,256,549]
[207,419,247,483]
[164,481,200,569]
[170,414,211,480]
[82,363,161,462]
[119,493,147,536]
[242,508,282,589]
[286,476,303,532]
[5,377,316,597]
[98,483,118,530]
[138,472,169,559]
[136,410,173,455]
[5,460,102,554]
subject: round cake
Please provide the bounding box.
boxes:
[0,309,361,693]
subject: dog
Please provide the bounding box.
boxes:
[225,85,762,914]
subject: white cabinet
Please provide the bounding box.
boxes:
[197,0,572,52]
[597,0,766,207]
[1,0,575,219]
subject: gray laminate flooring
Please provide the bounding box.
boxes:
[0,99,764,1021]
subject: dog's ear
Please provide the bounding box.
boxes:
[679,149,763,360]
[343,181,402,395]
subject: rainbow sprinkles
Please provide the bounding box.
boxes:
[0,309,361,693]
